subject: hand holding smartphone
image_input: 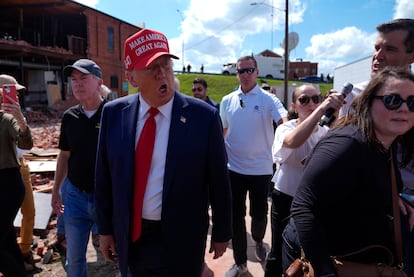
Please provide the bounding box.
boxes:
[2,84,18,104]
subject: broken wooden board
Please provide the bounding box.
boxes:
[29,148,60,157]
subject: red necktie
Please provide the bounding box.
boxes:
[132,107,159,242]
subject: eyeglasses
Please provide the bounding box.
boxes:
[374,94,414,112]
[297,95,323,105]
[192,87,203,92]
[237,68,256,74]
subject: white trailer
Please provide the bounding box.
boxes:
[221,55,284,79]
[254,55,284,79]
[333,56,371,92]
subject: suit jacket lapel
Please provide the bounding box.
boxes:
[121,95,139,146]
[163,93,190,202]
[121,95,139,193]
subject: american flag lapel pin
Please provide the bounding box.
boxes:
[180,116,187,123]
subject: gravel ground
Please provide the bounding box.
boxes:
[30,233,120,277]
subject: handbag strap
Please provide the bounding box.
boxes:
[390,152,404,266]
[336,244,394,265]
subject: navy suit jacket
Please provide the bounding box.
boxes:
[95,92,232,276]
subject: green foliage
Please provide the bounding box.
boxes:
[176,73,333,103]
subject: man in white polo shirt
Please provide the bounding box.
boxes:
[220,55,287,277]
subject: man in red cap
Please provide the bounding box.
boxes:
[95,29,232,276]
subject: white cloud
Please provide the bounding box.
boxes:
[306,27,374,60]
[309,0,414,76]
[72,0,99,8]
[171,0,306,72]
[394,0,414,18]
[72,0,411,77]
[304,27,376,75]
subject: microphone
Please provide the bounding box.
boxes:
[319,82,353,126]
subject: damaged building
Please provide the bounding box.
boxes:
[0,0,141,107]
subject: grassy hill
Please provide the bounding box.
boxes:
[176,73,333,104]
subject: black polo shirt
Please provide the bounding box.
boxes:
[59,101,105,193]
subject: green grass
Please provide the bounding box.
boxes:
[176,73,333,103]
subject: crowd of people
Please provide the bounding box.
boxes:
[1,18,414,277]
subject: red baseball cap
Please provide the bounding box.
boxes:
[123,29,179,71]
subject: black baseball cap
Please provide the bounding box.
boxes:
[64,59,102,79]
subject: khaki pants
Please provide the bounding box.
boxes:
[18,158,35,255]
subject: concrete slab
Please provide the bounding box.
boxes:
[204,198,272,277]
[27,160,57,172]
[14,192,53,233]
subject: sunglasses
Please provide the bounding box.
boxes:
[237,68,256,74]
[374,94,414,112]
[192,87,203,92]
[297,95,323,105]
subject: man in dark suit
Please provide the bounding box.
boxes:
[95,28,232,277]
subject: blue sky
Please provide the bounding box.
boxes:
[75,0,413,76]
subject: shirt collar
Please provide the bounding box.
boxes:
[238,83,260,96]
[138,93,174,121]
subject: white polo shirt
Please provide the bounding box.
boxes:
[220,84,287,175]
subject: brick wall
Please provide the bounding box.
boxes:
[83,9,140,97]
[289,61,318,80]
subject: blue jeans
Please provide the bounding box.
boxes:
[63,178,97,277]
[58,181,98,236]
[281,218,301,272]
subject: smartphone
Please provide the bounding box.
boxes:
[2,84,18,104]
[399,193,414,208]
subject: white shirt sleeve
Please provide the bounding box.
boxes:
[272,120,296,163]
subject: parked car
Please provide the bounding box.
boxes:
[299,76,326,83]
[222,63,237,75]
[221,55,284,79]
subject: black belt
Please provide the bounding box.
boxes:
[141,219,161,236]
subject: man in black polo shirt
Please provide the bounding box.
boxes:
[51,59,106,277]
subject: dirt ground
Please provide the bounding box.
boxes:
[29,232,120,277]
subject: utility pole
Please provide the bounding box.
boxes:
[284,0,289,106]
[176,9,185,69]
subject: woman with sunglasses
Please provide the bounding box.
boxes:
[265,84,344,276]
[282,68,414,276]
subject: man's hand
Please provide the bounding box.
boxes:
[99,235,117,262]
[209,240,229,259]
[51,190,64,215]
[399,198,414,231]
